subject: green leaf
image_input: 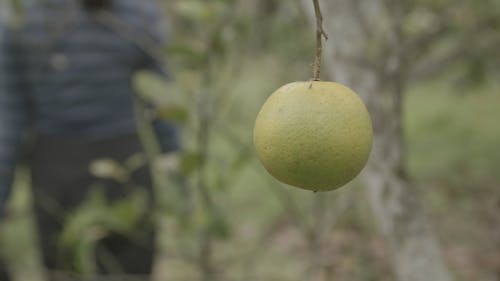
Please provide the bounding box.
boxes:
[174,1,214,23]
[208,212,231,240]
[124,152,148,172]
[167,43,207,69]
[88,158,129,183]
[179,151,204,176]
[156,105,189,123]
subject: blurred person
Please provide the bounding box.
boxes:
[0,0,179,279]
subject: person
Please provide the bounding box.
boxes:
[0,0,179,279]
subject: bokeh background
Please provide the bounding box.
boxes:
[1,0,499,280]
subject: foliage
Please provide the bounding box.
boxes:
[59,188,150,274]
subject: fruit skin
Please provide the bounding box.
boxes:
[253,81,373,191]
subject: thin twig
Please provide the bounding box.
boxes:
[312,0,328,81]
[95,11,166,67]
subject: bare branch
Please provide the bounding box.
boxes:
[312,0,328,81]
[351,0,371,37]
[411,35,500,81]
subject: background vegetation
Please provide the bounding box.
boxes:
[1,0,499,280]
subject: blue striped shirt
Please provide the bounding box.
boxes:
[0,0,179,213]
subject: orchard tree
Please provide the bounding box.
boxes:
[301,0,500,280]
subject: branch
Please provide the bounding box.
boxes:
[410,35,500,82]
[403,22,452,62]
[312,0,328,81]
[403,7,500,64]
[351,0,371,38]
[95,11,166,66]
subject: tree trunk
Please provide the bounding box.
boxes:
[302,1,452,280]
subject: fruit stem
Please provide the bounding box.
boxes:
[312,0,328,81]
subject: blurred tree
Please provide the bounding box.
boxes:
[302,0,500,280]
[147,1,256,280]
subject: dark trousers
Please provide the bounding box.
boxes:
[26,134,156,280]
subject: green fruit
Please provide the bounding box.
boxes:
[253,81,373,191]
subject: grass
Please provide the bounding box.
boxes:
[406,79,500,185]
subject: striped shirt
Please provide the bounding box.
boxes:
[0,0,179,213]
